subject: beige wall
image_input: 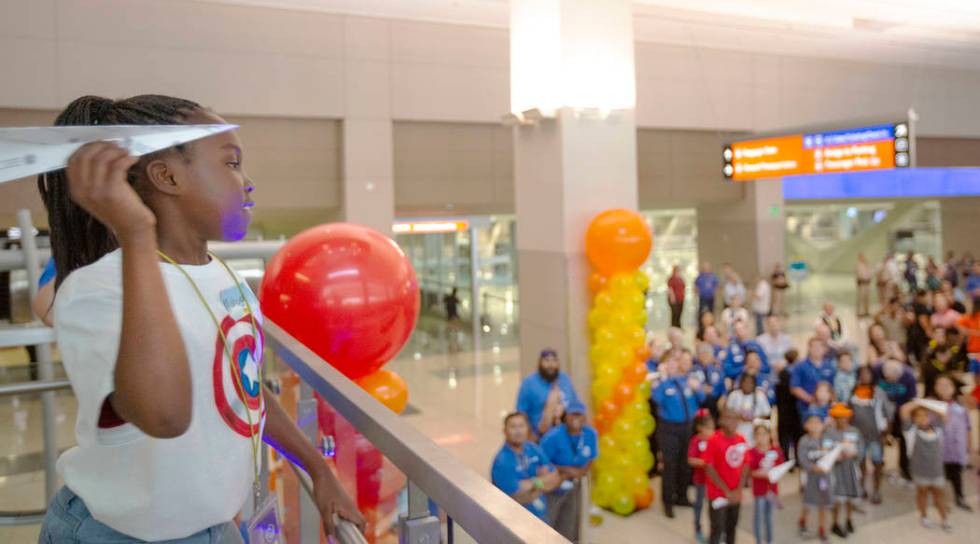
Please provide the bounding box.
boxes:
[393,121,513,216]
[637,128,745,208]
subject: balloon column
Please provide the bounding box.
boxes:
[584,209,656,516]
[260,223,418,541]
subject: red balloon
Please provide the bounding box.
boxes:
[260,223,420,380]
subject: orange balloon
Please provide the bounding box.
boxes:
[634,487,654,509]
[623,362,648,386]
[585,209,653,276]
[599,399,621,423]
[356,369,409,414]
[613,381,635,406]
[635,345,652,362]
[594,411,612,434]
[588,272,608,294]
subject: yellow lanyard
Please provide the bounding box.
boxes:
[157,249,263,500]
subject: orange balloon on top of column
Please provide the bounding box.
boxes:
[584,209,653,276]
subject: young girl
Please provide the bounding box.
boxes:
[935,374,973,511]
[899,399,951,531]
[849,365,890,504]
[826,403,862,538]
[688,411,716,544]
[808,382,834,422]
[748,425,783,544]
[725,373,771,446]
[37,95,364,542]
[832,352,856,404]
[798,411,833,544]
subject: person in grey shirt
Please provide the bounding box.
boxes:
[900,399,951,532]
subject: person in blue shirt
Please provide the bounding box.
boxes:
[966,262,980,298]
[540,400,597,541]
[516,349,582,438]
[652,354,706,517]
[491,412,562,520]
[723,321,770,380]
[790,338,837,419]
[872,358,918,481]
[694,342,725,420]
[732,350,776,405]
[695,261,719,318]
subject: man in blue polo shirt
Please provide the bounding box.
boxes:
[695,261,719,318]
[491,412,561,520]
[693,342,725,420]
[652,354,705,517]
[540,400,597,541]
[789,337,836,418]
[516,349,582,438]
[723,321,770,380]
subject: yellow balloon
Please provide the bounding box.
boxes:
[638,449,655,472]
[599,434,618,453]
[637,414,655,436]
[623,400,648,419]
[632,309,648,327]
[613,417,636,437]
[594,363,619,384]
[611,492,636,516]
[636,381,652,399]
[591,377,615,402]
[588,307,611,330]
[592,482,613,508]
[633,270,650,291]
[594,326,617,345]
[624,326,646,350]
[594,291,616,310]
[609,273,635,294]
[589,342,612,363]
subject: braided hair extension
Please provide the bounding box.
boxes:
[37,95,201,289]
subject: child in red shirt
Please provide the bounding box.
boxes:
[688,411,715,544]
[749,424,784,544]
[704,409,750,544]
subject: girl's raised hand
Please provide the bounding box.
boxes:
[66,142,154,240]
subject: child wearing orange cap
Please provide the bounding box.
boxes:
[826,402,863,538]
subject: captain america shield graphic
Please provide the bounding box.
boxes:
[213,314,265,437]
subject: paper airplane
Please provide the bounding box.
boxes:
[915,398,948,416]
[0,124,238,184]
[646,371,661,382]
[767,460,795,483]
[816,444,842,473]
[711,497,729,509]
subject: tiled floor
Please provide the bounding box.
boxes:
[1,273,978,543]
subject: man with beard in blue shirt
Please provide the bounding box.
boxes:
[790,338,837,419]
[540,400,597,541]
[517,349,582,438]
[491,412,562,520]
[724,321,770,381]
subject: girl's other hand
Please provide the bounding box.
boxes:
[312,469,366,537]
[66,142,154,241]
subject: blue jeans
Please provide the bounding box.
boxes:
[39,486,244,543]
[753,495,774,544]
[693,484,706,534]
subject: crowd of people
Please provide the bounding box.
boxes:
[492,252,980,544]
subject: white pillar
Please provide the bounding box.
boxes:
[511,0,638,397]
[341,18,394,234]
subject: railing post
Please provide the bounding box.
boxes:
[399,481,441,544]
[296,380,322,544]
[16,209,58,503]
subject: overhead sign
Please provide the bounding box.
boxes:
[723,121,910,181]
[392,221,469,234]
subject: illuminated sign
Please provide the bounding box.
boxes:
[392,221,469,234]
[723,122,910,181]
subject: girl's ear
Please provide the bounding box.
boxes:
[145,157,183,196]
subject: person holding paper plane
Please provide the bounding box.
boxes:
[687,410,716,544]
[703,409,749,544]
[849,365,891,505]
[797,410,834,543]
[825,403,863,538]
[36,95,364,542]
[934,375,973,512]
[899,396,951,531]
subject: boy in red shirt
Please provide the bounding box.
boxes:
[688,410,715,544]
[749,424,784,544]
[704,408,750,544]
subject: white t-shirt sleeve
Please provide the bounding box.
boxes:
[54,276,123,443]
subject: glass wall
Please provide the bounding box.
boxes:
[640,209,700,332]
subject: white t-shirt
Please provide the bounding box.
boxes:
[54,249,265,540]
[725,389,771,446]
[752,281,771,314]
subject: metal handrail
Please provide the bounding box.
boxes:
[265,319,569,544]
[286,459,368,544]
[0,379,70,397]
[0,325,55,349]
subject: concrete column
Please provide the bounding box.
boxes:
[511,0,638,398]
[696,180,785,282]
[341,18,394,234]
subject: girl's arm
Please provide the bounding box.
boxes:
[66,143,192,438]
[262,390,365,535]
